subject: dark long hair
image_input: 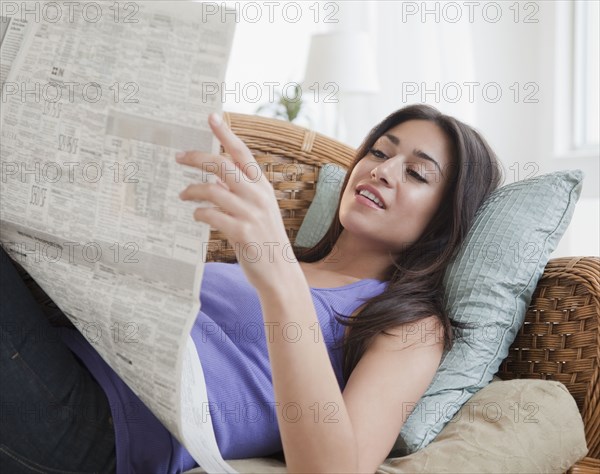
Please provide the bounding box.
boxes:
[294,104,503,382]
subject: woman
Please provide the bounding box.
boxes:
[0,104,502,473]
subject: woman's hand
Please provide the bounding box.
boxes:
[176,113,294,293]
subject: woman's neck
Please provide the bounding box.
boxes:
[306,231,393,282]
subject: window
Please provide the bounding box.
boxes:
[573,0,599,150]
[554,0,599,159]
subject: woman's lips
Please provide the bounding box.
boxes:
[355,184,386,209]
[355,192,385,210]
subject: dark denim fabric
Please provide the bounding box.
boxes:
[0,247,116,473]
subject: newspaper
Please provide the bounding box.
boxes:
[0,2,238,472]
[0,5,31,88]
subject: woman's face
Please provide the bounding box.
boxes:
[338,119,453,254]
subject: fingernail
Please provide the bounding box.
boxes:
[175,151,185,160]
[209,113,222,126]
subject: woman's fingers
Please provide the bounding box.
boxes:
[207,113,265,180]
[176,113,268,196]
[180,182,246,236]
[175,114,282,245]
[175,150,226,180]
[176,151,262,193]
[191,206,238,234]
[179,182,246,217]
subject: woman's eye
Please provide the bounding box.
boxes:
[369,148,387,159]
[408,168,427,183]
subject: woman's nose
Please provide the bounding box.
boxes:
[371,157,401,186]
[371,166,390,186]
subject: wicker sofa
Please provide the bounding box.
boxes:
[202,112,600,473]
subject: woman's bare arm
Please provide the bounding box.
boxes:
[342,316,444,473]
[259,264,443,473]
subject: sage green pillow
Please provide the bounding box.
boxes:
[295,166,584,454]
[294,163,345,248]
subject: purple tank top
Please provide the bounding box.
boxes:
[60,262,387,473]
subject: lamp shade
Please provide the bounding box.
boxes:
[303,31,380,94]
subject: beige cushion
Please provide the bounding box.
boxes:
[185,377,588,474]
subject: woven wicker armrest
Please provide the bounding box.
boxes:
[497,256,600,470]
[206,112,356,263]
[567,456,600,474]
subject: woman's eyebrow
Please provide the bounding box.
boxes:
[383,133,443,174]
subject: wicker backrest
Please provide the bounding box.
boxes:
[213,112,600,459]
[206,112,355,262]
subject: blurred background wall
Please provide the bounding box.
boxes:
[218,0,599,257]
